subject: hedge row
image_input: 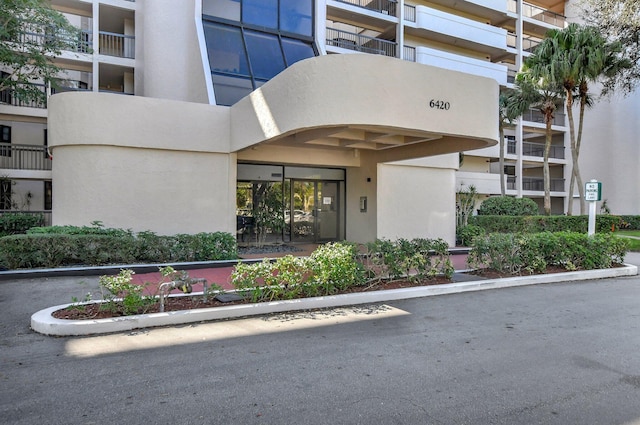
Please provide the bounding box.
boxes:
[0,213,45,237]
[468,214,625,233]
[0,232,237,269]
[468,232,628,275]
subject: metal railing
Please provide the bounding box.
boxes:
[18,30,91,54]
[522,108,565,126]
[0,210,51,227]
[522,2,566,27]
[326,27,396,57]
[507,176,516,190]
[334,0,397,16]
[507,139,565,159]
[403,45,416,62]
[522,177,565,192]
[0,83,47,109]
[98,31,135,59]
[0,143,52,170]
[507,32,541,52]
[507,0,566,27]
[507,69,516,84]
[0,82,91,109]
[18,29,135,59]
[404,4,416,22]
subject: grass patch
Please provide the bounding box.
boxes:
[615,230,640,252]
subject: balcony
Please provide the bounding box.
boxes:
[97,31,135,59]
[507,0,566,28]
[522,177,564,192]
[326,27,396,57]
[405,4,508,53]
[18,29,135,59]
[0,144,52,171]
[507,140,565,159]
[415,46,508,85]
[18,29,91,54]
[333,0,397,16]
[522,108,565,126]
[403,45,416,62]
[0,84,48,109]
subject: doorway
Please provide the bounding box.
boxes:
[289,180,340,242]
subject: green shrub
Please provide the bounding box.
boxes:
[477,196,538,216]
[366,238,454,281]
[468,232,628,274]
[620,216,640,230]
[0,230,237,269]
[456,224,485,246]
[230,242,364,302]
[469,215,623,234]
[0,213,45,237]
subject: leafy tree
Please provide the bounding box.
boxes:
[580,0,640,95]
[525,23,629,215]
[512,68,565,215]
[0,0,82,106]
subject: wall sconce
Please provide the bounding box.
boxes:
[360,196,367,213]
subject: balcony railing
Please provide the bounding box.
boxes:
[404,4,416,22]
[522,108,565,126]
[522,177,564,192]
[18,30,91,54]
[98,31,135,59]
[326,27,396,57]
[18,29,135,59]
[507,139,565,159]
[0,82,92,109]
[334,0,397,16]
[522,2,566,27]
[507,32,541,52]
[403,45,416,62]
[0,143,52,171]
[0,210,51,227]
[0,83,47,109]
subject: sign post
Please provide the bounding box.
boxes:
[585,180,602,236]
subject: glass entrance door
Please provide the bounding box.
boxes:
[290,180,340,242]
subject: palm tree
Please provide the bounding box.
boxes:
[513,69,565,215]
[524,23,629,215]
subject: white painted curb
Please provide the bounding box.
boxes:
[31,264,638,336]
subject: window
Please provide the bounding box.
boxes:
[280,2,312,36]
[203,0,316,106]
[0,125,11,157]
[242,0,277,28]
[0,179,12,210]
[44,181,52,210]
[244,30,285,80]
[0,71,12,105]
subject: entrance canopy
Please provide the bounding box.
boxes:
[230,54,499,162]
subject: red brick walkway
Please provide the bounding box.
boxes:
[131,251,470,295]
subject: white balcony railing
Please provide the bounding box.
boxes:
[0,143,52,171]
[326,27,396,57]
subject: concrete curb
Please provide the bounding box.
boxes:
[31,264,638,336]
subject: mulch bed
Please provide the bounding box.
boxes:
[52,265,619,321]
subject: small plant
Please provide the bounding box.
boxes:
[99,269,156,316]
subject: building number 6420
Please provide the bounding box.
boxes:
[429,99,450,110]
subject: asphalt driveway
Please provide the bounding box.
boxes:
[1,254,639,424]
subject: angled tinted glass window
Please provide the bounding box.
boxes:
[212,74,253,106]
[204,22,249,77]
[244,30,285,80]
[280,1,312,36]
[202,0,240,21]
[243,0,277,29]
[281,38,315,66]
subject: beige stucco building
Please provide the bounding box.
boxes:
[1,0,638,246]
[49,53,498,244]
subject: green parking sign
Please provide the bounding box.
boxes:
[585,181,602,202]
